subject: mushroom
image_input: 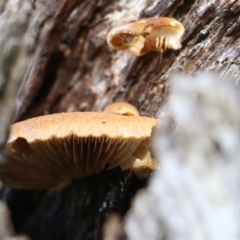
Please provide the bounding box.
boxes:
[103,102,139,116]
[1,110,158,189]
[107,17,185,56]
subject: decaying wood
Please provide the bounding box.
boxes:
[1,0,240,239]
[14,0,240,120]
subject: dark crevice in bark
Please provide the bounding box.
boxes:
[4,169,147,240]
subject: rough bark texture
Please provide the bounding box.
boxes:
[1,0,240,240]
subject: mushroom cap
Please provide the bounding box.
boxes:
[106,17,185,55]
[108,17,183,36]
[1,112,158,189]
[103,102,139,116]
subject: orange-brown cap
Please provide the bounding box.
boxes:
[107,17,185,56]
[103,102,139,116]
[1,112,159,189]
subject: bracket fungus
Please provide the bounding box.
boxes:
[107,17,185,56]
[1,104,158,189]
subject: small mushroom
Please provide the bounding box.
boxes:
[1,110,158,189]
[107,17,185,56]
[103,102,139,116]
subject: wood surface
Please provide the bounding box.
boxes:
[0,0,240,239]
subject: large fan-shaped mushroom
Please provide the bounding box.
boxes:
[1,108,158,189]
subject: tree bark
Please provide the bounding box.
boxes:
[1,0,240,239]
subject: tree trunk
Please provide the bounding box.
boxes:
[1,0,240,239]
